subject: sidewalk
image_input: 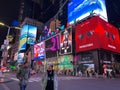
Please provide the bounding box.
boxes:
[0,77,12,83]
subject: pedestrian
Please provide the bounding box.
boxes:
[78,70,82,77]
[16,62,30,90]
[41,64,58,90]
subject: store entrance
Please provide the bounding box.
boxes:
[79,63,95,77]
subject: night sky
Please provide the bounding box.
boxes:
[0,0,20,47]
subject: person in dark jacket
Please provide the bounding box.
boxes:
[16,62,30,90]
[46,65,54,90]
[41,64,58,90]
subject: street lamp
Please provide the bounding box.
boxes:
[0,22,21,40]
[0,22,21,66]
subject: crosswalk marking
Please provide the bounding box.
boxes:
[10,77,41,82]
[10,76,95,82]
[58,77,95,80]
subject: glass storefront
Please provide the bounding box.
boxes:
[58,55,73,75]
[77,49,120,75]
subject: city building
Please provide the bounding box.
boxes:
[75,16,120,74]
[7,0,120,76]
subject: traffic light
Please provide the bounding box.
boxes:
[55,19,61,29]
[50,19,61,32]
[50,20,55,32]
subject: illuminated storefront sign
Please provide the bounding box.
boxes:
[19,25,28,51]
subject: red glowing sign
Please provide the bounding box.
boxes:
[75,16,120,53]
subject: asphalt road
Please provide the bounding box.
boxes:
[0,77,120,90]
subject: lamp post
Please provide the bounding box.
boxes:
[0,22,21,40]
[0,22,21,66]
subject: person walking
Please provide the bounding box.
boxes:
[41,64,58,90]
[16,62,30,90]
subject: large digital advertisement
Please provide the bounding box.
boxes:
[27,25,37,45]
[41,19,61,41]
[19,24,37,51]
[45,35,60,58]
[19,25,28,51]
[68,0,107,24]
[75,16,120,53]
[60,27,72,55]
[34,42,45,60]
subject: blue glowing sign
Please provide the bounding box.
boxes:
[27,25,37,45]
[68,0,107,24]
[19,25,28,51]
[19,24,37,51]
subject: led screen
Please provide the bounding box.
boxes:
[34,42,45,60]
[19,24,37,51]
[27,25,37,45]
[17,53,24,63]
[68,0,107,24]
[75,16,120,53]
[60,27,72,55]
[19,25,28,51]
[45,35,59,58]
[58,55,73,70]
[41,18,61,41]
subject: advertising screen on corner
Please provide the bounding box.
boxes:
[75,16,120,53]
[19,24,37,51]
[68,0,107,24]
[19,25,28,51]
[27,25,37,45]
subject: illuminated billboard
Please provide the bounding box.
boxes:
[68,0,107,24]
[17,53,24,63]
[27,25,37,45]
[19,25,28,51]
[45,35,60,58]
[19,24,37,51]
[34,42,45,60]
[75,16,120,53]
[60,27,72,55]
[41,18,61,41]
[58,55,73,70]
